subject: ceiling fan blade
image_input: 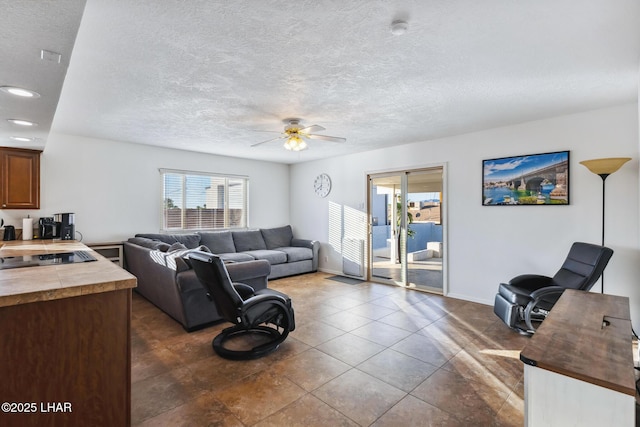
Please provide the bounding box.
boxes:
[251,129,283,134]
[300,124,325,133]
[306,134,346,143]
[251,135,286,147]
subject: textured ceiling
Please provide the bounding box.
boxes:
[0,0,86,149]
[2,1,639,164]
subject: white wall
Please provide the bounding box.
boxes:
[1,104,636,324]
[290,103,640,326]
[0,133,290,243]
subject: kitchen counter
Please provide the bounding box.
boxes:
[0,240,136,307]
[0,240,137,427]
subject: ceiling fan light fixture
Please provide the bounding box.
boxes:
[252,118,343,150]
[284,135,307,151]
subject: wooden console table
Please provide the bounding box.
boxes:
[0,240,137,427]
[520,289,635,427]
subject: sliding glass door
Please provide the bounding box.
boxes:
[370,173,402,283]
[369,167,445,293]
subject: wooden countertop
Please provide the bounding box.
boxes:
[520,289,635,396]
[0,240,136,308]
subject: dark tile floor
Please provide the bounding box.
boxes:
[131,272,527,426]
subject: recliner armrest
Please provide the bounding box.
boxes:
[240,293,289,313]
[233,283,255,300]
[528,285,565,302]
[524,285,566,332]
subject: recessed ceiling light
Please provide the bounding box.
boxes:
[10,136,35,142]
[0,86,41,98]
[7,119,37,127]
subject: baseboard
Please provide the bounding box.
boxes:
[318,267,365,280]
[318,267,343,276]
[445,292,493,306]
[318,270,493,306]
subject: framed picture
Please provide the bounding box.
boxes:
[483,151,569,205]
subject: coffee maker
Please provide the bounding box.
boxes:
[54,213,75,240]
[39,217,56,239]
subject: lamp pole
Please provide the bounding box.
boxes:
[598,174,609,247]
[598,174,608,293]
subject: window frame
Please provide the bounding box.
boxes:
[159,168,249,231]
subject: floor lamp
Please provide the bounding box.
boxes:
[579,157,631,293]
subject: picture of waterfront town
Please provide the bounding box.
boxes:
[483,151,569,205]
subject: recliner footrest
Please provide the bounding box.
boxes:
[498,283,533,306]
[493,293,519,328]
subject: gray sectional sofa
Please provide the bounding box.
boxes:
[123,225,319,330]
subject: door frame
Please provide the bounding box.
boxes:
[366,163,448,295]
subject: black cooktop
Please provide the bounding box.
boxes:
[0,251,97,270]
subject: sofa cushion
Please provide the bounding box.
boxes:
[261,225,294,250]
[275,246,313,263]
[232,230,266,252]
[155,242,171,252]
[128,237,171,252]
[218,252,255,263]
[135,233,201,249]
[198,231,236,254]
[243,249,287,265]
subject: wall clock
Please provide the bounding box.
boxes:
[314,173,331,198]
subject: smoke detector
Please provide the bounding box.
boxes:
[390,20,408,35]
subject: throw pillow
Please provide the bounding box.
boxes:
[165,245,211,272]
[167,242,187,252]
[155,242,171,252]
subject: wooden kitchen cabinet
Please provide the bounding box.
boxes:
[0,147,41,209]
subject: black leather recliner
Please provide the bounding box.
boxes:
[494,242,613,335]
[189,251,295,360]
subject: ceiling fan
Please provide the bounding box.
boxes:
[251,118,346,151]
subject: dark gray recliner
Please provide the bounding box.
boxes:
[189,251,295,360]
[494,242,613,335]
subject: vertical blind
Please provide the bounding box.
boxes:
[160,169,248,230]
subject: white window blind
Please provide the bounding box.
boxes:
[160,169,248,231]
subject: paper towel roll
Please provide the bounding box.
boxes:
[22,217,33,240]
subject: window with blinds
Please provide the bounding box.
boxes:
[160,169,248,231]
